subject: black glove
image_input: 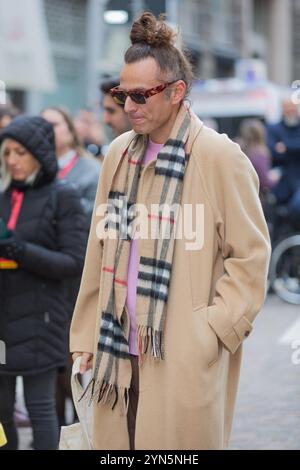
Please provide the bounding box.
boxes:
[0,232,25,261]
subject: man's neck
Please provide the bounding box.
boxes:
[149,104,181,144]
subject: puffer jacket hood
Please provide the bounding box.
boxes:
[0,115,58,187]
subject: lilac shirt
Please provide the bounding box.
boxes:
[126,139,164,355]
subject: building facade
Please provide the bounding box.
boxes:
[174,0,297,86]
[1,0,299,114]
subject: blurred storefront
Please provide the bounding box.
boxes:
[0,0,57,110]
[1,0,300,115]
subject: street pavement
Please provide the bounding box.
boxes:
[229,294,300,450]
[19,294,300,450]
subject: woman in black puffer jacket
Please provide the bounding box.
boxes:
[0,116,87,450]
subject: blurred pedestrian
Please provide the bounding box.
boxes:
[0,106,21,192]
[0,116,87,449]
[100,77,131,140]
[0,105,20,130]
[240,119,278,195]
[267,97,300,222]
[41,106,101,221]
[74,108,105,160]
[70,12,271,450]
[41,106,100,426]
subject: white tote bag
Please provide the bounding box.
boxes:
[59,357,93,450]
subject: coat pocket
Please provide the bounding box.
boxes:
[192,305,220,368]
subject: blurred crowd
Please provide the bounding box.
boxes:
[0,77,132,450]
[0,77,300,449]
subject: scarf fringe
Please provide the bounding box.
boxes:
[137,325,164,360]
[78,377,130,414]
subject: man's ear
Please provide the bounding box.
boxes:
[171,80,187,105]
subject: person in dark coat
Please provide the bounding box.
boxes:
[267,97,300,222]
[41,106,101,425]
[0,116,87,450]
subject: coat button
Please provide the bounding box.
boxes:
[244,330,250,337]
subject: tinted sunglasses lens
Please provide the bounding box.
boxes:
[111,91,126,105]
[129,93,146,104]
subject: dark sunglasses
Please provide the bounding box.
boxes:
[109,81,177,105]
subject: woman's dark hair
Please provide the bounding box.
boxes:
[125,12,194,97]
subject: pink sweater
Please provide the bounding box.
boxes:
[126,139,164,355]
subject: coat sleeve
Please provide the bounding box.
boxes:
[19,184,87,280]
[267,123,300,165]
[199,134,271,354]
[267,124,286,166]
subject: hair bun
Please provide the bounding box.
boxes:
[130,12,176,48]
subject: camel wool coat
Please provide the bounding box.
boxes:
[70,110,271,450]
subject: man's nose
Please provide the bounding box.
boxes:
[124,96,138,114]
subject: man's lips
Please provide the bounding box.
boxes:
[129,115,145,121]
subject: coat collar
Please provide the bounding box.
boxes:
[113,103,204,171]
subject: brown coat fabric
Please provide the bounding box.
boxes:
[70,111,271,450]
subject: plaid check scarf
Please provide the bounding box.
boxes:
[83,105,191,411]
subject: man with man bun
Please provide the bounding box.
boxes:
[70,12,271,450]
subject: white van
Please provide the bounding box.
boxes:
[190,78,285,138]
